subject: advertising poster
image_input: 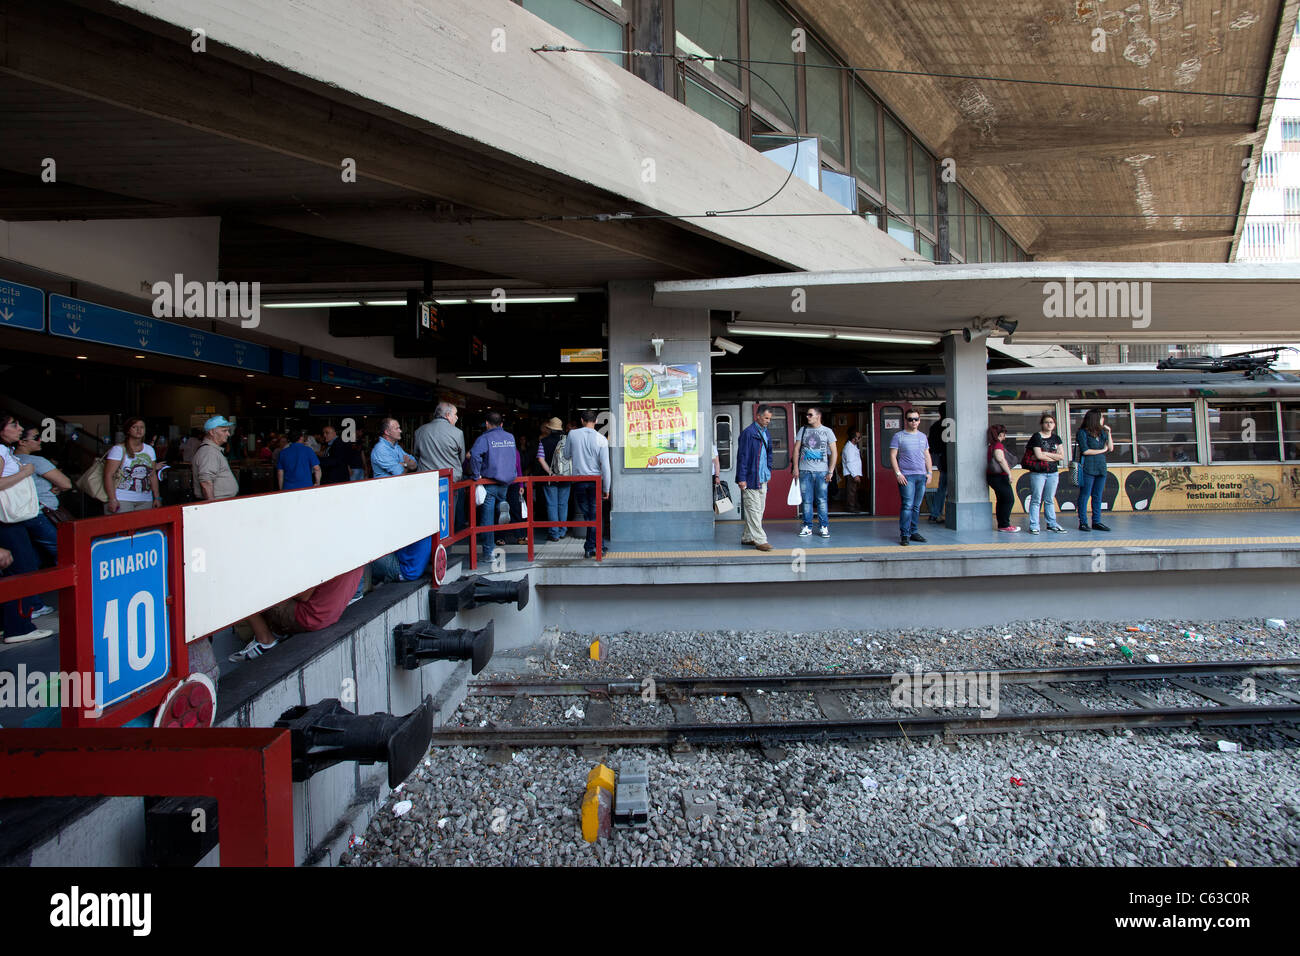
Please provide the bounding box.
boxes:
[622,363,700,469]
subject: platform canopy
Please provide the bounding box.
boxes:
[654,262,1300,344]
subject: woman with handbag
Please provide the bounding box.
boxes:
[15,426,73,528]
[1023,413,1067,534]
[103,417,162,513]
[0,413,58,643]
[986,424,1019,533]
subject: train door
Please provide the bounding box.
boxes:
[759,401,796,519]
[712,405,740,521]
[872,401,913,516]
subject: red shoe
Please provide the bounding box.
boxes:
[998,526,1021,533]
[153,673,217,729]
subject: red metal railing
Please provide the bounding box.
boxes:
[0,507,188,728]
[437,473,604,569]
[0,728,294,866]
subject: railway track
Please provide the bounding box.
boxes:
[429,659,1300,752]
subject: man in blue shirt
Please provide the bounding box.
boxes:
[371,418,416,478]
[277,429,321,491]
[468,411,522,554]
[735,405,775,551]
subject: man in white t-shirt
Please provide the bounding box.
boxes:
[842,429,863,512]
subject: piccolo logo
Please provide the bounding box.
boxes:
[1041,276,1152,329]
[624,367,654,400]
[889,666,1000,718]
[151,273,261,328]
[648,454,686,466]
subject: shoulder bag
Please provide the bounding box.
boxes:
[0,474,40,523]
[76,447,112,503]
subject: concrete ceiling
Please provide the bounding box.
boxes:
[799,0,1299,261]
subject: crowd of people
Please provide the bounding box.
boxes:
[737,404,1116,548]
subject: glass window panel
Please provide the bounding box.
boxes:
[883,114,909,212]
[754,133,819,189]
[879,405,904,466]
[768,405,790,469]
[946,183,964,257]
[912,144,933,234]
[821,169,857,211]
[850,85,881,193]
[1208,403,1281,462]
[1284,403,1300,461]
[964,195,979,261]
[1068,405,1134,464]
[684,76,741,137]
[674,0,741,87]
[1132,404,1197,463]
[804,40,844,164]
[989,403,1056,466]
[918,236,935,260]
[980,212,993,262]
[748,0,799,128]
[523,0,624,66]
[887,216,915,250]
[714,414,733,469]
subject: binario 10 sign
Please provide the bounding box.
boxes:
[91,531,171,708]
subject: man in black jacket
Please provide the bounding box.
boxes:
[926,403,949,523]
[319,424,356,485]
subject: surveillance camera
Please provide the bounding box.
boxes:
[713,336,743,354]
[651,337,664,357]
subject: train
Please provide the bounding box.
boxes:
[711,366,1300,520]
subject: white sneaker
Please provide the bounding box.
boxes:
[228,637,279,662]
[31,604,54,620]
[798,526,812,536]
[819,526,830,537]
[3,627,54,644]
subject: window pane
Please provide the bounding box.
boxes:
[887,216,915,250]
[850,85,880,192]
[1069,405,1134,464]
[917,236,935,261]
[768,405,790,469]
[947,183,964,257]
[674,0,741,87]
[1208,403,1280,461]
[1285,403,1300,461]
[883,114,908,212]
[964,195,979,261]
[1133,404,1197,463]
[748,0,799,128]
[684,76,741,137]
[912,144,933,234]
[980,212,993,262]
[989,404,1056,466]
[805,39,844,164]
[523,0,624,66]
[714,414,733,469]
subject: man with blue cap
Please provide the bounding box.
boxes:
[192,414,240,501]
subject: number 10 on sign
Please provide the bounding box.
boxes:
[91,531,172,708]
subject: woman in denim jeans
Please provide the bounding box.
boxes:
[1025,413,1067,534]
[1075,409,1114,532]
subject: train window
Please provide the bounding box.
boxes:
[1208,403,1281,462]
[988,404,1054,466]
[768,406,790,469]
[1132,404,1196,463]
[714,414,733,469]
[1068,404,1134,464]
[1281,403,1300,461]
[879,405,904,466]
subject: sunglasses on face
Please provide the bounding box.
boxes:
[906,417,920,422]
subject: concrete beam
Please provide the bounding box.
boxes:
[942,333,990,533]
[950,125,1259,168]
[1031,231,1236,258]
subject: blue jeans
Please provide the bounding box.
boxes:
[930,468,948,519]
[899,474,927,537]
[479,482,521,552]
[1078,471,1105,525]
[1027,471,1060,531]
[798,471,829,528]
[573,481,599,555]
[543,482,571,540]
[369,553,405,583]
[0,514,58,637]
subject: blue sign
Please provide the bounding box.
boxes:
[438,475,450,537]
[90,530,171,708]
[49,294,271,373]
[0,279,44,332]
[320,360,434,402]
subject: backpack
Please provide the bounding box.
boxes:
[551,434,573,476]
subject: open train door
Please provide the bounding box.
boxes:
[871,401,918,517]
[758,401,796,520]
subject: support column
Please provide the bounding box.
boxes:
[607,280,713,545]
[943,333,990,531]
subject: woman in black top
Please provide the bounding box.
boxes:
[1024,413,1067,534]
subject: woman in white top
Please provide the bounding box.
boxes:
[104,417,161,513]
[0,412,58,642]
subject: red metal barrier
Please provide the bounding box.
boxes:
[0,728,294,866]
[436,473,603,569]
[0,507,188,727]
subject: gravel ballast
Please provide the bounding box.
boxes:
[348,618,1299,867]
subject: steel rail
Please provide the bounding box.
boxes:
[429,703,1300,749]
[467,659,1300,698]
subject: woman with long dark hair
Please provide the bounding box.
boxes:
[1075,409,1114,532]
[0,412,58,643]
[986,424,1019,532]
[103,416,161,513]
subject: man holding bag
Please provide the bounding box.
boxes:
[735,406,774,552]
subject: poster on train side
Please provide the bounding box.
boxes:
[621,363,700,469]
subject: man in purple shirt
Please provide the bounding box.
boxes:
[889,410,933,546]
[468,411,522,553]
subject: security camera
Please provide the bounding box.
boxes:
[651,337,664,357]
[713,336,744,354]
